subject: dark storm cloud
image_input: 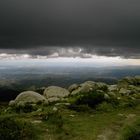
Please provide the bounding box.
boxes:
[0,0,140,58]
[0,46,140,59]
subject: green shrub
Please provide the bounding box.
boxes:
[106,97,120,107]
[0,115,37,140]
[75,91,105,108]
[120,118,140,140]
[119,98,138,108]
[14,103,38,113]
[41,109,64,129]
[68,104,92,112]
[96,102,114,112]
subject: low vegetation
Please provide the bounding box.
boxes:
[0,76,140,140]
[0,115,37,140]
[120,118,140,140]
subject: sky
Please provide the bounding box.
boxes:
[0,0,140,65]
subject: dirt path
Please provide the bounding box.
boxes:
[97,113,137,140]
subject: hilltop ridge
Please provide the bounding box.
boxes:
[0,76,140,140]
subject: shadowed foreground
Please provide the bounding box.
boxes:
[0,76,140,140]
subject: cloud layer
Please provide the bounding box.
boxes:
[0,46,140,59]
[0,0,140,59]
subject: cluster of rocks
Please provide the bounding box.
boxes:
[9,76,140,110]
[9,86,70,108]
[107,77,140,99]
[69,81,108,95]
[117,76,140,99]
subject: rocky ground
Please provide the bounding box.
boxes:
[0,76,140,140]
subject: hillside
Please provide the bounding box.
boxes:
[0,76,140,140]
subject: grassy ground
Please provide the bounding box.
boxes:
[40,105,140,140]
[1,104,138,140]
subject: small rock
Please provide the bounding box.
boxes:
[47,97,60,103]
[104,94,110,100]
[55,103,70,106]
[127,114,136,119]
[118,113,125,117]
[108,85,118,92]
[9,100,15,107]
[52,107,58,112]
[36,108,42,112]
[69,114,75,117]
[108,92,116,98]
[117,97,121,100]
[32,120,42,124]
[130,97,136,100]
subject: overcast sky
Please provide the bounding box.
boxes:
[0,0,140,59]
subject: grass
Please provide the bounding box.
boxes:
[0,102,140,140]
[42,105,140,140]
[0,115,38,140]
[120,118,140,140]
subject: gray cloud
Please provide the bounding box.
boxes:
[0,46,140,59]
[0,0,140,59]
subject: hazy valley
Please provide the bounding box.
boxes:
[0,65,140,101]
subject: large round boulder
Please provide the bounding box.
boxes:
[43,86,70,102]
[9,91,47,107]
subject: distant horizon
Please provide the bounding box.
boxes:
[0,54,140,68]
